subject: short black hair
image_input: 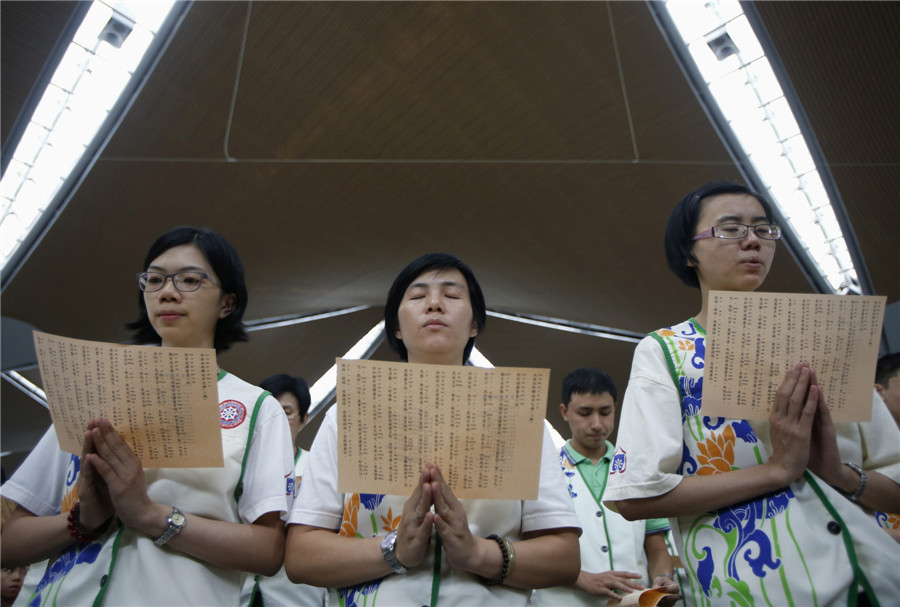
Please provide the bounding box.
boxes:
[260,374,311,416]
[664,181,775,289]
[384,253,486,363]
[127,226,249,352]
[561,367,618,405]
[876,352,900,386]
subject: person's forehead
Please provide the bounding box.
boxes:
[277,392,300,410]
[570,391,615,407]
[409,267,467,287]
[699,193,766,219]
[148,244,212,271]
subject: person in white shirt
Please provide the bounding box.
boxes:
[1,227,294,606]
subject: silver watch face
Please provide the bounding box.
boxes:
[381,531,397,551]
[171,511,186,526]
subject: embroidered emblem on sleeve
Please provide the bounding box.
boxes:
[219,400,247,429]
[611,447,627,474]
[285,472,296,497]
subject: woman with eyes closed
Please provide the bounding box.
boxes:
[284,252,581,606]
[1,226,295,606]
[604,182,900,606]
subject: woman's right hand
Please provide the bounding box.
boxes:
[393,465,436,569]
[767,362,819,484]
[77,425,114,530]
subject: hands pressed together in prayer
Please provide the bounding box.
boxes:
[77,418,157,535]
[394,463,495,575]
[768,362,848,489]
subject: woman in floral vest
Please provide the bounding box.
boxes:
[604,182,900,606]
[285,253,581,606]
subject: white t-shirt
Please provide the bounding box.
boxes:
[288,405,580,606]
[3,371,295,606]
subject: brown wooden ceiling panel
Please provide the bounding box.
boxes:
[830,164,900,303]
[609,2,735,163]
[227,2,634,160]
[755,1,900,164]
[1,1,79,147]
[102,2,250,158]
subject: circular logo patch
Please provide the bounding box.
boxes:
[219,400,247,429]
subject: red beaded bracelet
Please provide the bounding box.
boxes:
[66,502,99,543]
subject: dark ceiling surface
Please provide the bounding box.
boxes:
[2,1,897,474]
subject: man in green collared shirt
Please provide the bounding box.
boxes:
[536,368,680,606]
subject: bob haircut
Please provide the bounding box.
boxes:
[127,226,249,352]
[664,181,775,289]
[260,373,312,417]
[384,253,487,364]
[561,367,618,405]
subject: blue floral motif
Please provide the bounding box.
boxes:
[763,487,793,518]
[359,494,384,511]
[65,454,80,487]
[690,336,705,370]
[713,499,781,579]
[732,419,758,444]
[703,416,726,431]
[696,546,715,596]
[678,443,698,476]
[680,376,703,420]
[31,540,102,606]
[337,578,382,607]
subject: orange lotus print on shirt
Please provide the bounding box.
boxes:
[696,424,736,475]
[381,507,401,533]
[340,493,360,537]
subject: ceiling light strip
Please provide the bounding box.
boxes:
[649,0,871,296]
[1,370,49,408]
[487,310,643,344]
[0,1,192,290]
[244,305,374,332]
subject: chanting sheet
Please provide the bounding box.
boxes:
[704,291,885,422]
[617,587,676,607]
[336,358,549,499]
[33,331,223,467]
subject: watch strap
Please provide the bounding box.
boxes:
[380,531,408,574]
[153,506,186,546]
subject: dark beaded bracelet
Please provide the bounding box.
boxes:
[66,502,99,543]
[481,534,511,587]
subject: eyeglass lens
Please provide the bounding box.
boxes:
[715,223,781,239]
[139,272,207,292]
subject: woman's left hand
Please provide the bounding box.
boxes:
[85,418,155,530]
[428,464,483,572]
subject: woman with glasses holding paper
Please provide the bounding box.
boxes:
[1,227,294,606]
[604,182,900,605]
[285,253,580,605]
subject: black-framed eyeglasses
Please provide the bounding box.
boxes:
[137,271,218,292]
[692,223,782,241]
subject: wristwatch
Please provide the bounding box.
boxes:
[380,531,408,574]
[153,506,186,546]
